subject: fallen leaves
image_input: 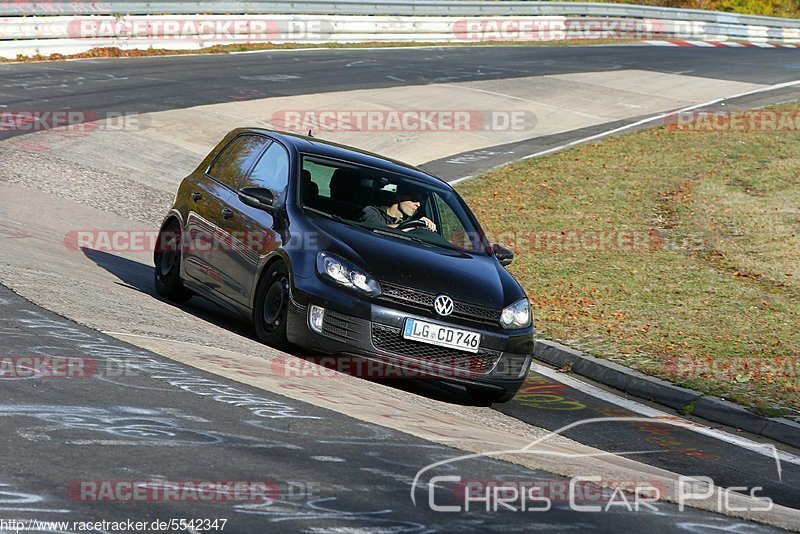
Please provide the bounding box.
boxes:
[734,270,762,279]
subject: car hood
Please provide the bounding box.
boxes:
[308,215,523,309]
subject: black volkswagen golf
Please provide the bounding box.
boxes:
[155,128,533,402]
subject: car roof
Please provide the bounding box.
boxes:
[241,127,450,188]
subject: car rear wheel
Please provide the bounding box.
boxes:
[154,221,192,303]
[254,261,291,349]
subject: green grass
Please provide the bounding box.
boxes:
[457,103,800,415]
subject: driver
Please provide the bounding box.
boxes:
[360,186,437,232]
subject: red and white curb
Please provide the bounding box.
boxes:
[645,39,800,48]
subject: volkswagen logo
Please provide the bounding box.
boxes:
[433,294,454,316]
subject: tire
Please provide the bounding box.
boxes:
[154,221,192,303]
[466,386,517,404]
[254,261,291,350]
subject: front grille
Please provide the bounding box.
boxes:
[371,323,501,375]
[321,310,369,344]
[492,354,530,379]
[378,282,501,326]
[380,283,430,308]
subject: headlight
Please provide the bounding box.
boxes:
[316,252,381,296]
[500,298,532,329]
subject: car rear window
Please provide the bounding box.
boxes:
[208,134,268,189]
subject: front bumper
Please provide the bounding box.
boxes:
[286,276,533,393]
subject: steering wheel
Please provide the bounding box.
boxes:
[396,219,428,231]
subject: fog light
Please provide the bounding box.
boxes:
[309,305,325,334]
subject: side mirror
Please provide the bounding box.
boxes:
[492,243,514,266]
[238,187,275,212]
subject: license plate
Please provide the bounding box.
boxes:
[402,319,481,353]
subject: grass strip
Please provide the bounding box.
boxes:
[457,103,800,416]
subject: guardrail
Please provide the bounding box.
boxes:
[2,1,800,27]
[1,1,798,59]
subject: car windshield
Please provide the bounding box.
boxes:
[299,154,489,254]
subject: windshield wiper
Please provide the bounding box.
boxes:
[368,227,438,248]
[304,207,353,226]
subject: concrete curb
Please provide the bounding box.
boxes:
[533,339,800,450]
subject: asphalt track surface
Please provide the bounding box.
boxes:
[0,285,769,533]
[79,247,800,513]
[1,45,800,530]
[386,363,800,511]
[2,46,799,112]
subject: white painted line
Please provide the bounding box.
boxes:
[643,40,678,46]
[686,40,717,47]
[450,77,800,186]
[311,455,346,462]
[723,42,746,47]
[530,363,800,468]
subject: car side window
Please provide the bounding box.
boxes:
[303,159,336,197]
[245,141,290,200]
[208,135,268,189]
[434,192,474,250]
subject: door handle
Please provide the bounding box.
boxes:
[221,208,234,220]
[191,192,202,202]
